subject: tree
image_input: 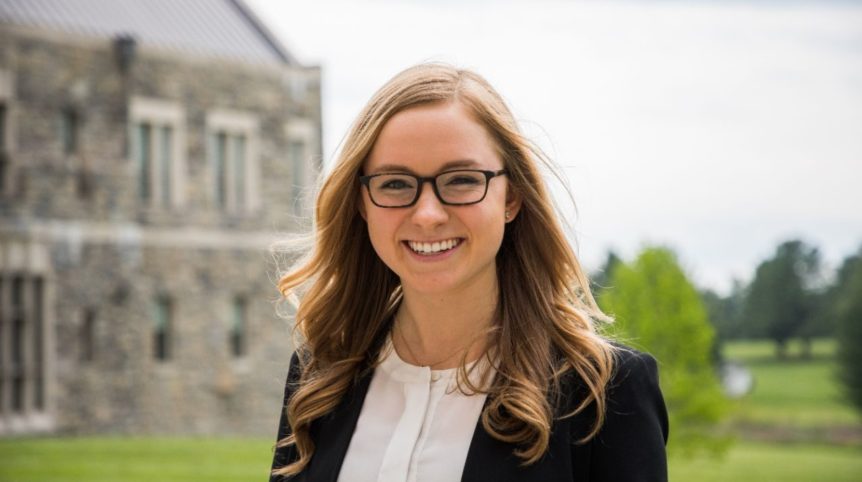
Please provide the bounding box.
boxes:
[701,280,746,360]
[590,250,622,297]
[599,246,728,456]
[743,240,821,358]
[834,247,862,416]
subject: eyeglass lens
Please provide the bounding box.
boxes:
[368,170,488,207]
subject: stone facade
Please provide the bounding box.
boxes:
[0,21,318,435]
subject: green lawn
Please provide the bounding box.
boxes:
[0,437,275,482]
[671,440,862,482]
[1,437,861,482]
[723,338,860,428]
[724,337,838,362]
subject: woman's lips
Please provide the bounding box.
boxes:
[404,238,463,255]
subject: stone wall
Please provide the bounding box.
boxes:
[0,24,316,436]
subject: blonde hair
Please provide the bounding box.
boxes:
[273,63,616,477]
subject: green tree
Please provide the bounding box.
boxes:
[834,247,862,416]
[599,246,729,456]
[701,280,746,360]
[743,240,821,358]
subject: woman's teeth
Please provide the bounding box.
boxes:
[407,239,461,255]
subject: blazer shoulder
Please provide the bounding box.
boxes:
[609,346,660,392]
[588,345,669,481]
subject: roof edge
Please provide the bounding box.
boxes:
[228,0,299,66]
[0,23,297,76]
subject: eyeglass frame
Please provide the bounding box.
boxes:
[359,169,508,208]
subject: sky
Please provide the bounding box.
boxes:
[247,0,862,295]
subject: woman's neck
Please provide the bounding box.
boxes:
[394,280,498,370]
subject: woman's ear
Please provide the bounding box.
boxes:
[505,187,522,223]
[358,193,368,221]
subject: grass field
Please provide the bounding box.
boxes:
[0,437,274,482]
[670,440,862,482]
[0,338,858,482]
[2,436,860,482]
[724,338,860,429]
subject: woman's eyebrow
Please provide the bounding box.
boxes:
[367,159,481,175]
[366,163,412,174]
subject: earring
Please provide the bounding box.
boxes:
[505,210,511,220]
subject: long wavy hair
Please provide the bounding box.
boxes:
[273,63,616,477]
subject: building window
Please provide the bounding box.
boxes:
[0,102,6,150]
[0,102,7,152]
[0,69,14,197]
[211,131,249,211]
[285,119,318,216]
[80,308,96,362]
[230,297,246,358]
[214,132,227,208]
[134,123,175,206]
[0,274,47,416]
[158,125,172,206]
[206,110,259,213]
[289,139,305,212]
[136,123,151,201]
[60,108,80,156]
[0,102,7,192]
[129,97,186,209]
[32,278,44,411]
[153,297,172,361]
[233,135,246,208]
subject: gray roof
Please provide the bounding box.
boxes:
[0,0,298,65]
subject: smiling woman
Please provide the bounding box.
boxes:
[359,101,517,301]
[270,63,668,482]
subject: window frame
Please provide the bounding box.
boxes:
[128,97,187,209]
[0,240,54,435]
[285,118,318,216]
[0,69,16,196]
[230,296,247,359]
[153,296,173,362]
[206,110,260,214]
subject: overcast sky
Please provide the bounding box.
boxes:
[248,0,862,295]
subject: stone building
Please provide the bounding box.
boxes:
[0,0,319,436]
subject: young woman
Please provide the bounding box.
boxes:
[270,63,668,481]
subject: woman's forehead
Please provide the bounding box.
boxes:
[364,102,502,174]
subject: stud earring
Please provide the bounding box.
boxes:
[505,210,511,220]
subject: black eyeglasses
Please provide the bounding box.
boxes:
[359,169,507,208]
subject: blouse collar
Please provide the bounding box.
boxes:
[377,337,495,389]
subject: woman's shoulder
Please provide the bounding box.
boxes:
[607,344,661,391]
[582,344,669,478]
[555,343,664,426]
[557,343,660,392]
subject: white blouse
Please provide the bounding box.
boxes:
[337,341,493,482]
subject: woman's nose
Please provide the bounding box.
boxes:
[410,183,449,226]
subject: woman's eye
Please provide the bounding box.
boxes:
[379,178,414,190]
[445,175,481,186]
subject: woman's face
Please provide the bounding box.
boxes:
[360,101,521,297]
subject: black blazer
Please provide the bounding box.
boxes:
[270,347,668,482]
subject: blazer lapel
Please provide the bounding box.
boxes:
[461,413,497,481]
[302,372,374,482]
[460,393,521,481]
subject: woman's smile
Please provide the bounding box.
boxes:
[405,238,463,256]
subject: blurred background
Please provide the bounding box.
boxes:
[0,0,860,480]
